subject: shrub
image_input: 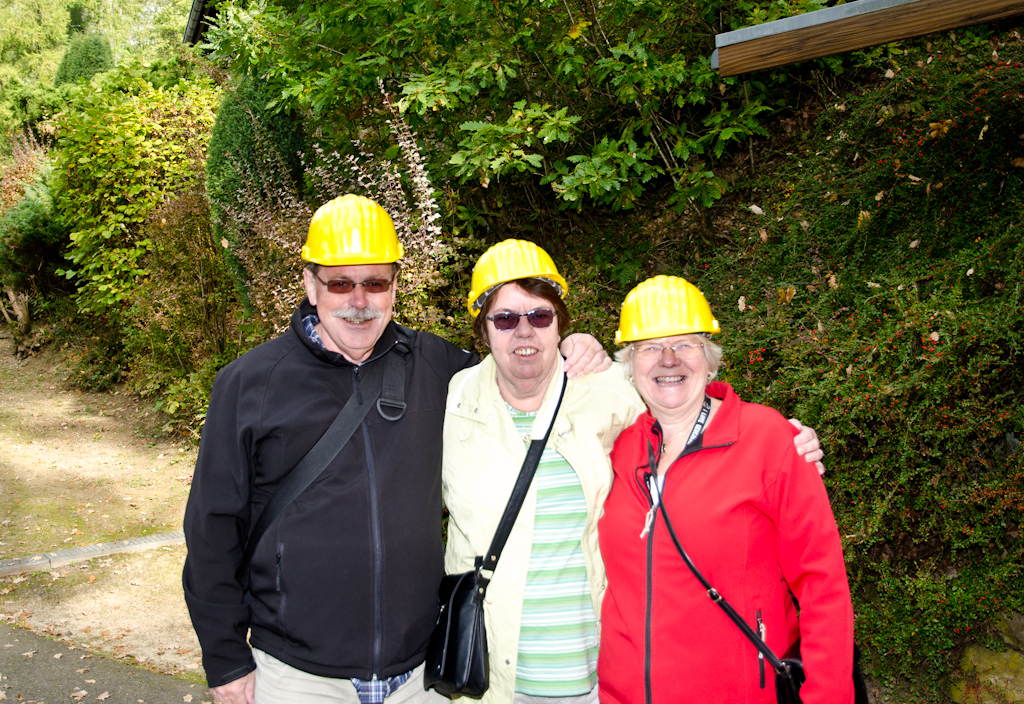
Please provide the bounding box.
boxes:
[0,79,81,139]
[205,78,305,307]
[0,132,43,214]
[125,189,242,436]
[52,73,220,315]
[220,83,462,347]
[0,159,71,293]
[53,33,113,87]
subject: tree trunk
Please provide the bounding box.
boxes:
[5,287,32,356]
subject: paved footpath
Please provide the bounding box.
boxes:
[0,622,210,703]
[0,531,211,702]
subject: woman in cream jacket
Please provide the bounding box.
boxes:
[443,240,644,704]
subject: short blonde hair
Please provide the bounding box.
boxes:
[616,334,723,384]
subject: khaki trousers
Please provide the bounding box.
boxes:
[253,650,450,704]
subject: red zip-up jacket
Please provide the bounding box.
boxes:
[597,382,854,704]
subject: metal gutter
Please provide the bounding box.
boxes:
[182,0,207,45]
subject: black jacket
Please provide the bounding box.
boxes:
[182,301,476,687]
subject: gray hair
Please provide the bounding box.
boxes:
[616,334,723,384]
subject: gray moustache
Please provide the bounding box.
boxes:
[331,307,383,323]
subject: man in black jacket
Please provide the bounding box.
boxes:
[183,195,609,704]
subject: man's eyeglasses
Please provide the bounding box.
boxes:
[486,309,556,331]
[634,341,704,360]
[314,274,394,294]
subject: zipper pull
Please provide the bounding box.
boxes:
[639,471,656,539]
[639,506,656,539]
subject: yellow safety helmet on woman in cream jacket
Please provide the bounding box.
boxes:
[467,239,568,316]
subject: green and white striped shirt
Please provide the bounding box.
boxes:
[508,405,598,698]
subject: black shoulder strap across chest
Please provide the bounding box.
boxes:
[238,328,414,581]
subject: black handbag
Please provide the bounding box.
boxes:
[774,639,868,704]
[647,438,869,704]
[423,372,567,698]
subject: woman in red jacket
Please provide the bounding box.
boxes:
[597,275,855,704]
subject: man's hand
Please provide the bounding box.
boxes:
[210,671,255,704]
[560,333,613,378]
[788,418,825,476]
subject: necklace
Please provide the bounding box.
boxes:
[659,395,712,455]
[660,427,689,454]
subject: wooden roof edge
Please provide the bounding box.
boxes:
[715,0,919,50]
[712,0,1024,74]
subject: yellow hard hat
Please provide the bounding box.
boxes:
[302,194,404,265]
[616,275,720,344]
[467,239,569,316]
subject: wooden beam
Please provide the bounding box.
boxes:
[715,0,1024,76]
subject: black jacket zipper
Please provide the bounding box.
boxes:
[352,360,385,678]
[757,609,765,688]
[351,344,400,679]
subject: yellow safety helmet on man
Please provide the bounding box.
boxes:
[302,194,404,265]
[616,275,720,344]
[467,239,568,316]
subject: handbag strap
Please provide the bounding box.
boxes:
[479,370,568,573]
[239,329,413,580]
[647,439,790,675]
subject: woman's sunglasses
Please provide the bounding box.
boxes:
[314,274,394,294]
[486,309,556,331]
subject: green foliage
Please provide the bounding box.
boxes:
[78,0,196,66]
[61,322,128,391]
[52,73,220,315]
[205,77,305,306]
[0,159,71,292]
[53,33,113,87]
[0,0,69,87]
[685,34,1024,691]
[205,0,819,228]
[2,49,209,146]
[207,78,306,216]
[0,80,82,137]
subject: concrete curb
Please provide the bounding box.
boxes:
[0,531,185,577]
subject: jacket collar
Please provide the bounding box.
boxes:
[290,298,401,367]
[449,353,568,439]
[638,381,740,449]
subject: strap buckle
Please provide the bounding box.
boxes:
[377,398,406,421]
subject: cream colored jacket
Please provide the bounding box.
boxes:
[442,356,644,704]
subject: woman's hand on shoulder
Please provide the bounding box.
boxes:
[789,418,826,476]
[560,333,612,378]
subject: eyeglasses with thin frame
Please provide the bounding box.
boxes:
[486,309,556,331]
[634,341,704,360]
[314,274,395,294]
